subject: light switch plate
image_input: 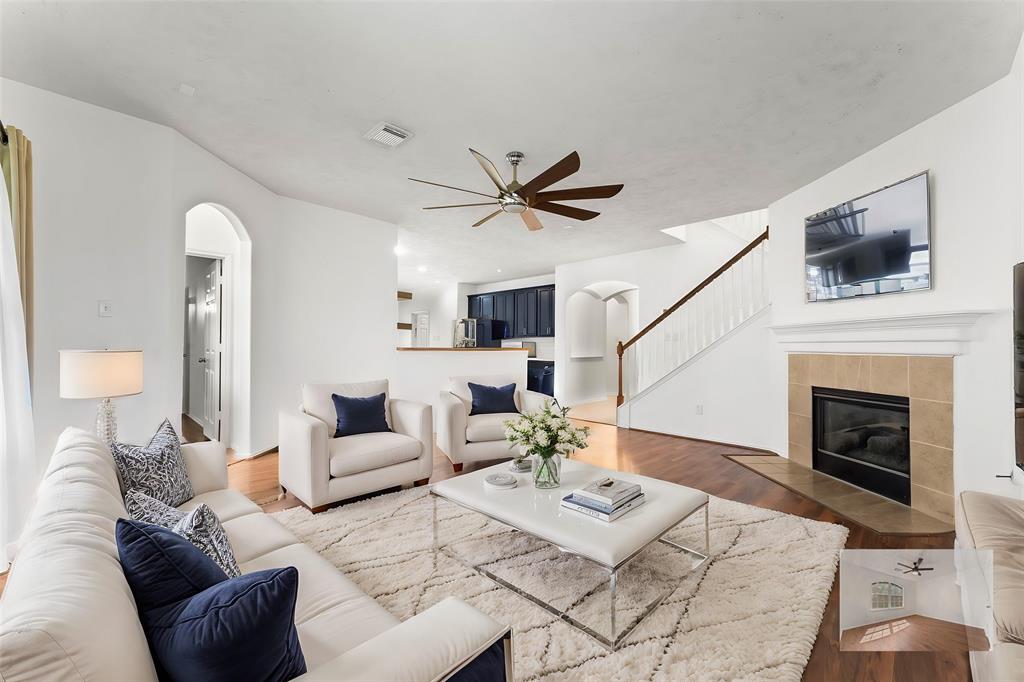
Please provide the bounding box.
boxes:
[98,300,113,317]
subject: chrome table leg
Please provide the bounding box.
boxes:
[432,492,438,553]
[609,568,617,641]
[705,502,710,556]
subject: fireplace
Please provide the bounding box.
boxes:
[812,387,910,504]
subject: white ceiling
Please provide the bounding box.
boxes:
[842,549,958,580]
[2,1,1021,288]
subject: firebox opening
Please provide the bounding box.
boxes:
[812,387,911,505]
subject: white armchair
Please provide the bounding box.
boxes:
[436,374,550,471]
[279,379,432,512]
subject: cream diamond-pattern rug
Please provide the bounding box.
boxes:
[272,487,847,681]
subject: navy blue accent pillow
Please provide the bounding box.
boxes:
[116,518,227,611]
[332,392,391,437]
[117,519,306,682]
[449,637,507,682]
[468,382,519,416]
[143,567,306,682]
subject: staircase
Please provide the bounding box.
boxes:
[616,227,770,407]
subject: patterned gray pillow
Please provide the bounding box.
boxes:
[124,489,241,578]
[112,419,194,507]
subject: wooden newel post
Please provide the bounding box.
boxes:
[616,341,625,407]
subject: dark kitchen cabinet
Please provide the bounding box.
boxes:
[468,284,555,339]
[515,289,538,337]
[505,290,520,325]
[479,294,494,320]
[537,286,554,337]
[499,292,515,326]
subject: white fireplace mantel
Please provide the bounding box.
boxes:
[770,310,999,355]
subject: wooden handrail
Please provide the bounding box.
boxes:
[616,226,769,406]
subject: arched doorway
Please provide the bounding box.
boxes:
[182,203,252,455]
[565,280,639,424]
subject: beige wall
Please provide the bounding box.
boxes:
[788,353,954,523]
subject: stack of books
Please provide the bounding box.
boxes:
[561,477,645,522]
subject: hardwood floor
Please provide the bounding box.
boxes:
[841,614,989,652]
[567,396,618,425]
[180,413,208,444]
[224,420,961,682]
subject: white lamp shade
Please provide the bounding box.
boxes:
[59,350,144,399]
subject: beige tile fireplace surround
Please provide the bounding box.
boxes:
[788,353,954,523]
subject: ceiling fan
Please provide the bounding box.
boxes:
[897,557,934,576]
[409,149,624,231]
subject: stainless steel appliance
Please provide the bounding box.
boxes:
[454,318,477,347]
[454,318,508,348]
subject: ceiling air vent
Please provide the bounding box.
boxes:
[363,122,413,147]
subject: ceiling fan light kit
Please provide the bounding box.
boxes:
[410,147,624,231]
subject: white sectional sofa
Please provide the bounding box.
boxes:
[0,428,511,681]
[956,490,1024,682]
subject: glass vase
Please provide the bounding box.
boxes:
[532,453,561,489]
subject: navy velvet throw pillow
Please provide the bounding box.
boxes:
[332,392,391,437]
[468,382,519,416]
[116,519,306,682]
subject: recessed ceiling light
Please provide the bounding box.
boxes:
[363,121,413,147]
[496,269,502,273]
[178,83,196,97]
[393,244,407,256]
[434,279,440,284]
[417,265,427,273]
[563,225,573,229]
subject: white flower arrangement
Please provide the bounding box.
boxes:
[503,399,590,460]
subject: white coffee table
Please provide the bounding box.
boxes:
[430,458,709,649]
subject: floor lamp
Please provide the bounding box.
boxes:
[59,350,143,444]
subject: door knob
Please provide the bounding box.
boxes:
[198,358,207,363]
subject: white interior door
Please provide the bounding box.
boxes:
[187,273,206,422]
[202,261,222,439]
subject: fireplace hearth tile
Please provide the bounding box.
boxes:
[910,399,954,449]
[836,355,872,392]
[726,455,955,534]
[869,355,910,396]
[909,356,954,402]
[910,483,954,523]
[788,383,811,417]
[787,353,955,525]
[789,353,810,385]
[809,354,838,387]
[910,441,954,494]
[788,441,811,467]
[789,413,811,448]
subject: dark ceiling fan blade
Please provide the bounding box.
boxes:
[521,209,543,231]
[409,178,497,200]
[534,184,624,202]
[896,563,915,569]
[423,202,499,210]
[532,201,600,221]
[917,567,934,571]
[468,148,509,193]
[472,209,503,228]
[516,151,581,198]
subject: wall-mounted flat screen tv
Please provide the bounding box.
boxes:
[805,171,930,302]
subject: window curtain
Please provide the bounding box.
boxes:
[0,125,32,369]
[0,125,36,569]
